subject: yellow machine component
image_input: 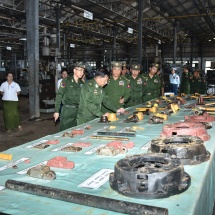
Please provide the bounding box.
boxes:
[135,112,144,120]
[204,102,215,106]
[181,93,186,97]
[161,96,168,100]
[108,113,118,122]
[153,103,158,107]
[170,103,180,113]
[132,126,144,130]
[109,126,116,129]
[190,95,198,99]
[194,93,201,97]
[136,107,148,111]
[150,106,157,113]
[154,113,168,121]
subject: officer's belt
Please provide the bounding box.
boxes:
[64,104,78,108]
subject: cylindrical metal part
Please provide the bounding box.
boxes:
[5,180,168,215]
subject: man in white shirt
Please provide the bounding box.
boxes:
[169,67,180,95]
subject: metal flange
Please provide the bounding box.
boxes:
[149,135,210,165]
[109,153,191,199]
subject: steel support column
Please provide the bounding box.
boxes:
[112,26,117,61]
[138,0,144,64]
[190,35,194,68]
[55,5,61,50]
[25,0,40,119]
[173,22,177,65]
[199,43,203,71]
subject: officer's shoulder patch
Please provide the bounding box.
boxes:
[60,82,66,88]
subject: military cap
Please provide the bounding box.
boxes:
[172,67,177,71]
[151,63,159,68]
[131,63,141,70]
[122,61,127,67]
[111,61,122,68]
[74,62,86,69]
[183,65,189,69]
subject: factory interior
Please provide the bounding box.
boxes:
[0,0,215,215]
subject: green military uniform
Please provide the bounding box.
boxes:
[125,63,144,107]
[190,76,206,94]
[180,72,192,94]
[102,76,131,113]
[125,74,144,107]
[158,74,164,96]
[55,76,84,131]
[77,79,118,125]
[142,73,161,102]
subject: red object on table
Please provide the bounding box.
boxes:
[47,156,75,169]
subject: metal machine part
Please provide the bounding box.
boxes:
[5,180,168,215]
[148,116,164,124]
[97,146,127,156]
[160,122,210,141]
[149,135,210,165]
[61,146,82,152]
[123,114,139,123]
[184,114,215,129]
[27,165,56,180]
[109,154,190,198]
[34,143,50,149]
[97,131,136,137]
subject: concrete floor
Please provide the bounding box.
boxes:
[0,96,59,152]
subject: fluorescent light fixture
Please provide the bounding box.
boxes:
[209,39,211,41]
[70,44,75,48]
[19,38,27,41]
[6,46,12,50]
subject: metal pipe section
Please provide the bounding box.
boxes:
[173,22,177,64]
[112,26,117,61]
[5,180,168,215]
[25,0,40,118]
[55,5,61,50]
[190,35,194,68]
[138,0,144,64]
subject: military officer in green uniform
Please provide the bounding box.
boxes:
[190,70,206,94]
[77,69,125,125]
[157,67,164,96]
[121,61,130,78]
[102,61,131,113]
[125,63,144,107]
[180,65,192,94]
[142,63,162,102]
[54,62,85,131]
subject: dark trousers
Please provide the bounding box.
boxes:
[171,84,178,95]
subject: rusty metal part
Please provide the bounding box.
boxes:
[185,114,215,129]
[90,135,129,141]
[150,135,210,165]
[84,125,92,130]
[62,132,77,138]
[99,116,109,123]
[5,180,168,215]
[34,143,50,149]
[160,122,210,141]
[27,165,56,180]
[61,146,82,152]
[176,96,186,104]
[109,154,190,198]
[97,146,127,156]
[148,116,164,124]
[97,131,136,137]
[123,114,139,123]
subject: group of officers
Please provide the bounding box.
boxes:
[54,61,206,131]
[54,61,163,131]
[169,65,206,95]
